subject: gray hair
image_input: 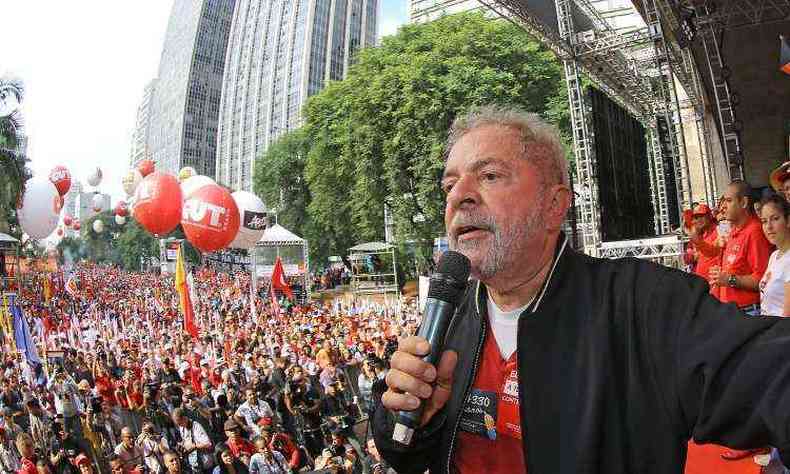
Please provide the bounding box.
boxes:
[445,105,569,188]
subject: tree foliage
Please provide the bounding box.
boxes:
[0,77,31,237]
[253,12,570,267]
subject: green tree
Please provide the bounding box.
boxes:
[0,77,31,237]
[254,12,569,267]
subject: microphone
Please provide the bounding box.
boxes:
[392,250,470,445]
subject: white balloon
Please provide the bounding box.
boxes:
[87,167,103,187]
[92,193,105,212]
[229,191,267,249]
[115,215,126,225]
[17,178,60,239]
[180,175,215,198]
[93,220,104,233]
[122,169,143,196]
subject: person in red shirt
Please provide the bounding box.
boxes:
[223,419,256,463]
[699,181,773,313]
[15,433,37,474]
[687,204,721,298]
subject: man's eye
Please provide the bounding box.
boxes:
[482,173,497,182]
[442,183,454,194]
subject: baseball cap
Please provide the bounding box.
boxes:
[74,454,91,467]
[770,162,790,192]
[692,204,712,217]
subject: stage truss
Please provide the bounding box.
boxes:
[481,0,790,259]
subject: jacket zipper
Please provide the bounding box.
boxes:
[445,303,487,474]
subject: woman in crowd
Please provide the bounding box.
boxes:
[212,444,249,474]
[760,195,790,317]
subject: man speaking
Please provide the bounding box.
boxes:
[371,105,790,473]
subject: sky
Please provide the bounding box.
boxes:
[0,0,410,204]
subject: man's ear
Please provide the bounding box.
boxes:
[545,184,572,231]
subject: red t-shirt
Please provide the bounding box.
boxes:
[227,438,256,458]
[453,326,526,473]
[692,227,721,298]
[94,375,117,406]
[719,217,773,307]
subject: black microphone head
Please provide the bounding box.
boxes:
[428,251,471,303]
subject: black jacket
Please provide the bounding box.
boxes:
[373,237,790,473]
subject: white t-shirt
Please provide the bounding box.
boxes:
[760,249,790,316]
[487,293,531,360]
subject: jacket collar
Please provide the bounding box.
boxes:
[473,232,570,316]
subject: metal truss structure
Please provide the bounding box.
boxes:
[598,235,686,268]
[483,0,696,256]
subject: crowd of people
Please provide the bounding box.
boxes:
[684,164,790,468]
[0,263,415,474]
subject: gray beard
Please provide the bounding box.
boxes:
[449,207,542,280]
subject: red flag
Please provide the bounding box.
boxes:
[271,256,293,299]
[175,246,199,340]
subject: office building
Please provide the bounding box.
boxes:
[146,0,237,178]
[130,79,157,167]
[216,0,378,192]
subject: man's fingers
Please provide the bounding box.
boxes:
[397,336,431,357]
[421,350,458,426]
[385,369,434,399]
[382,389,420,412]
[390,351,437,382]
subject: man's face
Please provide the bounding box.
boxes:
[121,429,134,448]
[442,125,549,281]
[692,214,710,232]
[782,179,790,201]
[110,460,124,474]
[165,455,181,474]
[79,463,93,474]
[722,185,746,222]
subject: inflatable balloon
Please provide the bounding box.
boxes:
[137,159,155,178]
[178,166,197,182]
[56,227,64,237]
[73,220,81,231]
[63,215,73,227]
[180,175,215,198]
[93,220,104,234]
[133,172,183,236]
[122,169,143,196]
[87,167,103,187]
[115,215,126,225]
[181,184,240,253]
[115,202,128,217]
[229,191,268,249]
[92,193,105,213]
[17,177,60,239]
[49,166,71,196]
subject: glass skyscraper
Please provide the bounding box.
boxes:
[147,0,236,179]
[130,79,157,167]
[216,0,379,192]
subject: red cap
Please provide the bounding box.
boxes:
[692,204,712,216]
[74,454,91,467]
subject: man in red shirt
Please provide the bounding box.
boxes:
[688,204,721,298]
[699,181,772,314]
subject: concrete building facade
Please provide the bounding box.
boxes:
[147,0,237,178]
[130,79,158,167]
[216,0,379,192]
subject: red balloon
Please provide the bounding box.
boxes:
[115,206,128,217]
[73,221,81,231]
[133,172,182,236]
[137,159,155,178]
[49,166,72,196]
[57,228,63,237]
[181,184,240,252]
[63,215,73,227]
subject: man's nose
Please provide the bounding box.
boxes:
[447,175,480,211]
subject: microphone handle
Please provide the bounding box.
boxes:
[393,297,456,445]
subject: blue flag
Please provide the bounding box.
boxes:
[12,302,41,366]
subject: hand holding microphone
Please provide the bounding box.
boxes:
[381,251,470,445]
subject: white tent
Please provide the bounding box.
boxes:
[256,224,306,247]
